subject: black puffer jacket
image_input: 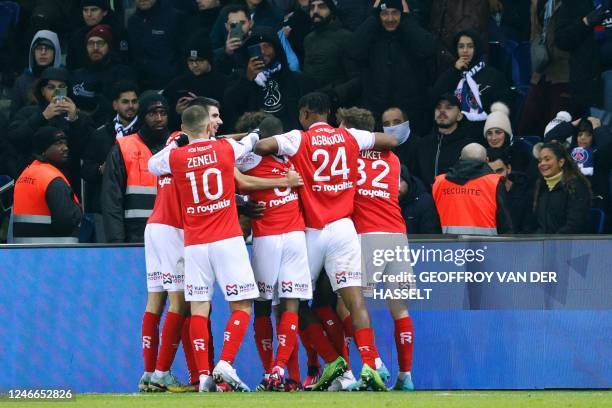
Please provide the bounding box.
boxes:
[350,12,437,135]
[533,176,591,233]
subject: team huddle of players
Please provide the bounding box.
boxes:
[139,92,415,393]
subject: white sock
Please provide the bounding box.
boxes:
[154,369,169,377]
[398,371,411,380]
[144,371,153,377]
[374,357,383,369]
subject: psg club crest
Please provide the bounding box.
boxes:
[226,284,239,296]
[571,147,591,165]
[281,281,293,293]
[335,272,347,284]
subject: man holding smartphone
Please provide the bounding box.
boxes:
[8,67,92,194]
[214,5,254,75]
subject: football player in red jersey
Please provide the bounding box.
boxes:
[255,92,399,391]
[149,106,301,392]
[236,116,312,391]
[337,107,415,391]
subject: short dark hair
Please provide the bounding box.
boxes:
[188,97,220,110]
[336,107,375,131]
[234,111,271,133]
[224,4,250,21]
[487,147,510,166]
[298,92,330,114]
[259,116,284,138]
[110,80,139,101]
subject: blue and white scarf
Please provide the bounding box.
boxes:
[455,60,488,121]
[255,61,282,88]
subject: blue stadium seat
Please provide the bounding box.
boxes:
[590,208,606,234]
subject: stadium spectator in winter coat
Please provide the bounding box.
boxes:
[70,24,136,127]
[11,30,62,117]
[101,92,168,243]
[350,0,437,136]
[163,32,228,131]
[518,0,571,137]
[127,0,186,90]
[531,142,591,233]
[556,0,612,114]
[81,81,140,242]
[431,30,512,122]
[210,0,284,50]
[482,102,533,173]
[407,93,484,187]
[399,166,442,234]
[66,0,129,71]
[7,67,93,192]
[303,0,361,108]
[224,26,310,130]
[12,127,82,244]
[487,148,534,233]
[543,115,612,210]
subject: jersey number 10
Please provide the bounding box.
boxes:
[186,169,223,203]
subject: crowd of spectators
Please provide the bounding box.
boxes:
[0,0,611,241]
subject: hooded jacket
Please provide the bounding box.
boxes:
[441,159,514,234]
[431,30,513,114]
[223,26,310,130]
[10,31,62,117]
[399,166,442,234]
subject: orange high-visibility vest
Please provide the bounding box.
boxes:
[117,134,157,220]
[432,173,501,235]
[13,160,79,243]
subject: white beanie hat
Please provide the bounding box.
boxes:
[483,102,512,139]
[544,111,572,137]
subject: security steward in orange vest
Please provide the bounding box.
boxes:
[101,92,168,243]
[432,143,513,235]
[13,127,82,243]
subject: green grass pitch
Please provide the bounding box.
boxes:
[6,391,611,407]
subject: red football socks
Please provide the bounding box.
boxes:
[302,323,340,363]
[354,327,379,368]
[155,312,185,372]
[287,342,300,381]
[181,316,199,383]
[142,311,160,373]
[207,315,215,371]
[274,311,299,368]
[254,316,274,373]
[314,306,349,362]
[300,329,320,367]
[219,310,250,364]
[394,316,414,372]
[190,315,211,375]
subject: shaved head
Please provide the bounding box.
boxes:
[460,143,487,162]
